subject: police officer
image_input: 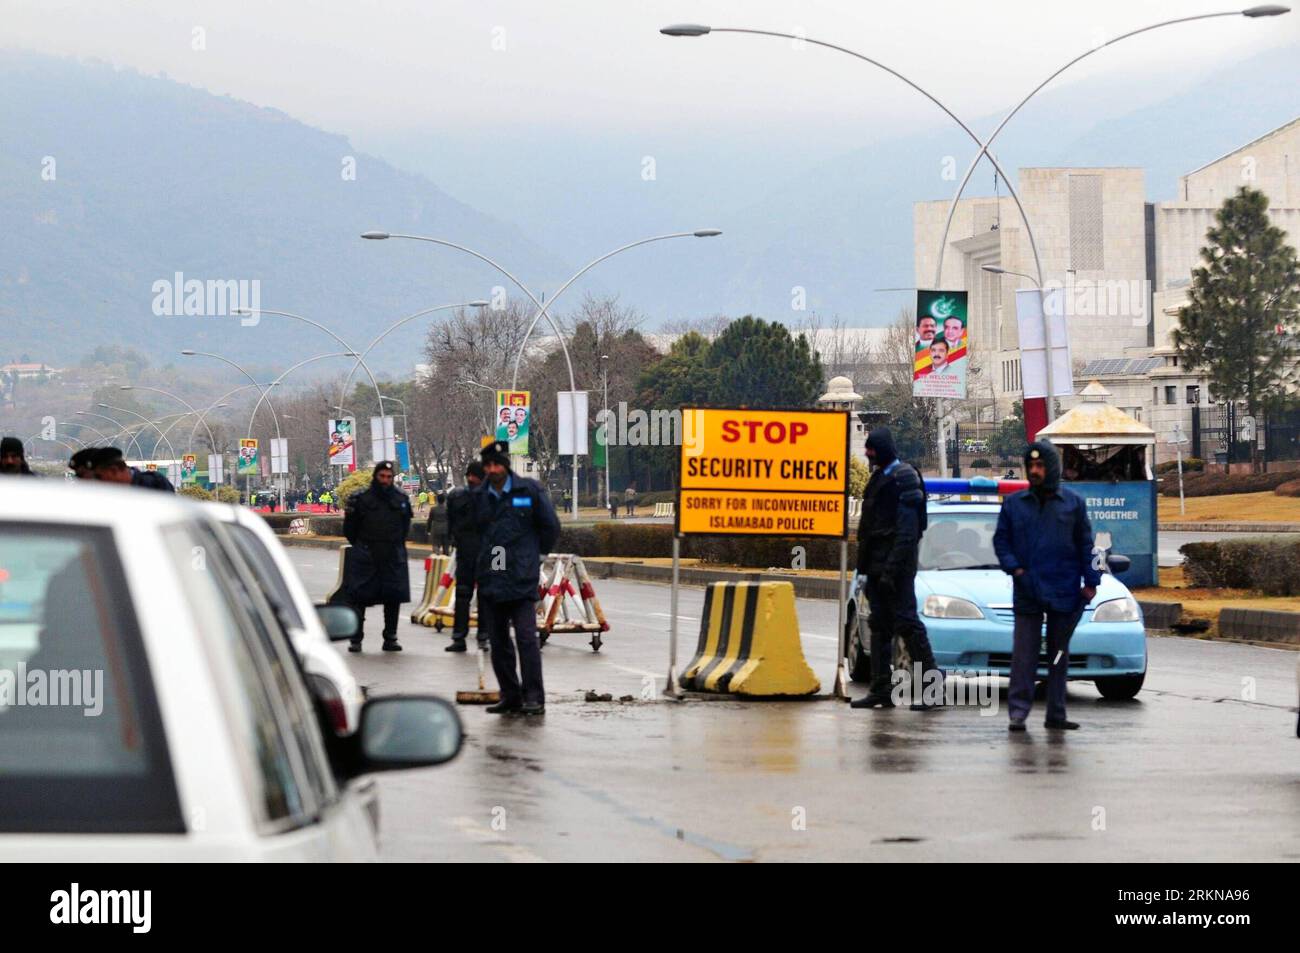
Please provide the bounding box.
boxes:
[0,437,35,476]
[427,490,450,554]
[993,440,1100,731]
[88,447,175,491]
[851,427,942,710]
[444,461,487,652]
[342,461,413,653]
[474,440,560,715]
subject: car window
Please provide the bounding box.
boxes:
[920,513,1001,570]
[165,522,316,829]
[0,522,183,833]
[205,523,337,809]
[224,523,305,630]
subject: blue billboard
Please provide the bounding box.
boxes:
[1067,481,1158,588]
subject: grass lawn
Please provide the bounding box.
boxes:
[1158,490,1300,523]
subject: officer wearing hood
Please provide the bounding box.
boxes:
[851,427,943,710]
[342,461,413,652]
[993,440,1100,731]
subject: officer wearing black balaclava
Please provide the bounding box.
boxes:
[851,427,943,710]
[342,461,413,652]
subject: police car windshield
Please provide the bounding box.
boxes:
[919,513,1000,571]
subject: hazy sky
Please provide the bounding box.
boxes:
[9,0,1296,139]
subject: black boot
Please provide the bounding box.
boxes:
[382,633,402,652]
[851,691,895,709]
[445,638,468,652]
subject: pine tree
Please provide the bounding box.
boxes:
[1172,186,1300,472]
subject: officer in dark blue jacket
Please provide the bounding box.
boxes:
[993,439,1100,731]
[474,440,561,715]
[851,427,942,710]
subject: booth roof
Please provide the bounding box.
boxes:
[1037,380,1154,446]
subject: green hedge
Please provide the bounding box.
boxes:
[1180,539,1300,595]
[1159,470,1295,497]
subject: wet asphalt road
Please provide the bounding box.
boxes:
[288,547,1299,862]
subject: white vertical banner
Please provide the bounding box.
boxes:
[208,453,224,483]
[168,463,182,486]
[370,415,396,463]
[1016,288,1073,399]
[270,437,288,475]
[557,391,589,455]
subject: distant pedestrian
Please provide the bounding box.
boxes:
[444,461,486,652]
[342,462,413,653]
[426,490,450,553]
[624,484,636,516]
[0,436,35,476]
[993,440,1100,732]
[474,440,560,715]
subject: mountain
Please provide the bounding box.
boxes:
[0,50,575,371]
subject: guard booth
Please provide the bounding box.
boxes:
[1036,381,1158,588]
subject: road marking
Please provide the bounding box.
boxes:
[448,815,547,863]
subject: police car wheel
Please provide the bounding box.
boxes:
[1095,672,1145,700]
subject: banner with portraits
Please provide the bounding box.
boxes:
[495,390,530,455]
[913,290,969,400]
[237,438,259,476]
[180,454,197,484]
[328,418,356,467]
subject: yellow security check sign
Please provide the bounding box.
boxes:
[677,408,849,537]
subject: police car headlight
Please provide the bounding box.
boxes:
[1092,597,1140,623]
[922,595,983,619]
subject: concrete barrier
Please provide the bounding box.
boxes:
[1219,607,1300,645]
[680,581,819,696]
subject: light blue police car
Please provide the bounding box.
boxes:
[846,497,1148,700]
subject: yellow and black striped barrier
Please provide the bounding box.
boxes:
[679,581,819,696]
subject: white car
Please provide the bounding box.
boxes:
[0,480,461,860]
[210,504,364,734]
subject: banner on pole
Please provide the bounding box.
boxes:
[495,390,530,455]
[1016,288,1073,398]
[913,290,969,399]
[181,454,197,484]
[270,437,288,475]
[208,453,224,484]
[676,408,850,538]
[370,415,396,464]
[395,439,410,472]
[328,418,356,467]
[237,439,259,476]
[557,391,589,456]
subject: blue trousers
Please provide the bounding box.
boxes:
[480,597,545,707]
[1009,609,1080,722]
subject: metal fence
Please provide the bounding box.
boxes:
[1191,404,1300,465]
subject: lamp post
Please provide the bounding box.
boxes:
[181,350,283,444]
[98,403,178,460]
[76,411,147,459]
[362,230,720,519]
[459,378,496,442]
[600,354,610,512]
[332,301,489,420]
[120,385,215,452]
[231,306,385,409]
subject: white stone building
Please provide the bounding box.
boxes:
[914,117,1300,462]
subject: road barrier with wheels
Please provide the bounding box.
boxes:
[537,554,610,651]
[680,580,820,696]
[411,553,453,625]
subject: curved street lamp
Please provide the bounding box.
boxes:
[98,403,179,460]
[76,410,148,459]
[119,385,215,452]
[181,350,282,442]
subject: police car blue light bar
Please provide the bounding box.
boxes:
[924,476,1029,495]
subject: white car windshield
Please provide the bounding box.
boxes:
[920,513,1002,571]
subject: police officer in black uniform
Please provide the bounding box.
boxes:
[342,461,413,652]
[851,427,943,709]
[444,460,487,652]
[474,441,560,715]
